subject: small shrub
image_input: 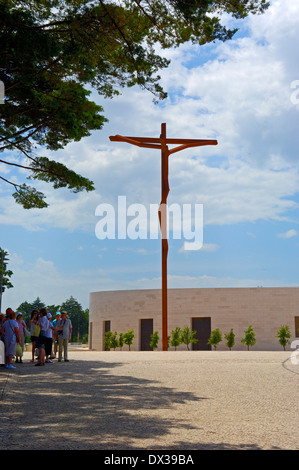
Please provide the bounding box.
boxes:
[118,332,124,350]
[104,331,112,350]
[276,325,291,351]
[241,325,256,350]
[170,327,182,351]
[224,328,235,350]
[208,328,222,350]
[110,331,119,350]
[123,329,135,351]
[150,331,159,350]
[104,331,118,350]
[180,326,198,351]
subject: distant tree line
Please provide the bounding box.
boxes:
[13,295,89,343]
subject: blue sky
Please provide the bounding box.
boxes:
[1,0,299,311]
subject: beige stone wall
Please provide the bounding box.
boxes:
[89,287,299,351]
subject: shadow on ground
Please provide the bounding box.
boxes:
[0,359,281,450]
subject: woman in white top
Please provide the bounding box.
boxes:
[35,308,50,366]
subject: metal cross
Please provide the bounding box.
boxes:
[110,123,218,351]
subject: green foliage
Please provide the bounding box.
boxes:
[0,0,269,208]
[118,332,124,350]
[16,296,45,324]
[180,326,198,351]
[12,185,49,209]
[104,331,118,350]
[224,328,236,350]
[170,327,182,350]
[208,328,222,350]
[123,329,135,351]
[104,331,113,350]
[150,330,159,350]
[0,249,13,293]
[241,325,256,350]
[276,325,291,351]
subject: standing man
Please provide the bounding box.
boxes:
[52,311,61,359]
[57,311,72,362]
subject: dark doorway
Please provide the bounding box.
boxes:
[104,320,111,351]
[140,319,153,350]
[192,317,211,350]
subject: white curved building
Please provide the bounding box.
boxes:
[89,287,299,351]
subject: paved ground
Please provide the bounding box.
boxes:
[0,349,298,450]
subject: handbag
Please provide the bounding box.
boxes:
[33,324,41,337]
[15,343,23,357]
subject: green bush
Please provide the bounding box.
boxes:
[208,328,222,350]
[276,325,291,351]
[241,325,256,350]
[180,326,198,351]
[118,332,124,350]
[150,331,159,350]
[123,329,135,351]
[224,328,235,350]
[170,327,182,351]
[104,331,118,350]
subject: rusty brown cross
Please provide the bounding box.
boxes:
[110,123,218,351]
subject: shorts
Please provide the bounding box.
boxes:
[31,335,38,343]
[45,337,52,356]
[36,335,47,350]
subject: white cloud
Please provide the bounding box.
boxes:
[3,254,92,309]
[200,243,219,252]
[1,1,299,236]
[278,229,298,239]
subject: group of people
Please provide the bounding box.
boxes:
[0,307,72,369]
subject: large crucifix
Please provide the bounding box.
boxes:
[110,123,218,351]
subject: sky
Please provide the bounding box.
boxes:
[1,0,299,311]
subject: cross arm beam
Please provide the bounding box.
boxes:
[168,140,218,155]
[109,135,161,150]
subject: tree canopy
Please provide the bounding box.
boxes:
[0,0,269,208]
[0,248,13,293]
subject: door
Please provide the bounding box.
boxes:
[192,317,211,350]
[104,320,111,351]
[140,319,153,351]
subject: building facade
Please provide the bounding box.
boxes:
[89,287,299,351]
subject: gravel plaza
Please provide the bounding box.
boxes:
[0,349,298,451]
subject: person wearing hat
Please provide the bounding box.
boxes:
[16,312,28,363]
[57,311,72,362]
[52,312,61,359]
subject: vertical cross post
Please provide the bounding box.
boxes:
[159,123,169,351]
